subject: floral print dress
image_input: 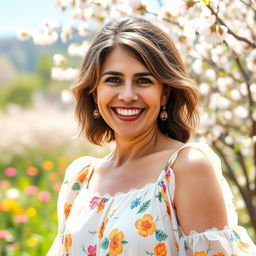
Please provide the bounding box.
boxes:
[47,142,256,256]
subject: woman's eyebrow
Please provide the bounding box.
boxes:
[102,71,153,77]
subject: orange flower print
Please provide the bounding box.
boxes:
[64,233,72,253]
[165,201,171,218]
[174,242,179,249]
[135,214,156,237]
[194,251,207,256]
[76,169,88,184]
[214,253,225,256]
[98,222,106,239]
[109,228,125,256]
[64,203,72,220]
[154,242,168,256]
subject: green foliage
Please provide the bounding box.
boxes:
[0,74,42,109]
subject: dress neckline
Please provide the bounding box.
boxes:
[83,143,188,199]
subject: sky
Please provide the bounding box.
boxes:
[0,0,70,38]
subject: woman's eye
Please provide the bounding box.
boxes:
[137,78,153,84]
[105,77,121,83]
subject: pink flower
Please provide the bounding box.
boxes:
[87,245,97,256]
[24,186,38,195]
[14,215,28,223]
[4,168,17,177]
[89,197,101,209]
[38,191,51,202]
[0,230,11,239]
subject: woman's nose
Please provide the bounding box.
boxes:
[118,83,138,102]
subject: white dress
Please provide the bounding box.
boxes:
[47,142,256,256]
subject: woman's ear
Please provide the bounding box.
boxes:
[92,91,98,104]
[161,86,171,106]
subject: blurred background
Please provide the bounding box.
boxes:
[1,0,256,255]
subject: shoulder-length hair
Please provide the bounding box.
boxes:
[71,16,199,145]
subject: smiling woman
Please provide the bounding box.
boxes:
[47,16,256,256]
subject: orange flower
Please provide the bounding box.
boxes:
[64,233,72,253]
[76,169,88,184]
[98,222,106,239]
[64,203,72,220]
[194,251,207,256]
[109,229,124,256]
[174,242,179,249]
[165,201,171,218]
[135,214,156,237]
[97,200,106,213]
[154,242,167,256]
[42,160,54,171]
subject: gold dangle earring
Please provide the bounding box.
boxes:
[159,105,168,121]
[93,105,101,119]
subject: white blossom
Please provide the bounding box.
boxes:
[246,49,256,72]
[6,188,20,199]
[200,24,228,45]
[234,105,248,119]
[230,89,241,101]
[33,31,58,45]
[53,54,67,66]
[16,29,32,41]
[199,83,210,95]
[61,89,73,104]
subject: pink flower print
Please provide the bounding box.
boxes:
[87,244,97,256]
[89,196,101,209]
[165,168,171,182]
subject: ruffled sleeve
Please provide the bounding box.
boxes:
[178,226,256,255]
[167,142,256,255]
[46,156,94,256]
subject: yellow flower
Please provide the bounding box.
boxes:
[194,251,207,256]
[49,172,58,181]
[26,237,38,247]
[109,229,124,256]
[0,199,20,212]
[237,240,250,253]
[42,160,54,171]
[26,207,37,217]
[135,214,156,237]
[154,242,168,256]
[58,156,68,166]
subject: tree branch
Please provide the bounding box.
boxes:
[207,4,256,48]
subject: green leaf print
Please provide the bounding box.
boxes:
[121,240,128,244]
[72,182,81,191]
[145,251,154,256]
[101,237,109,250]
[155,192,162,202]
[155,229,168,241]
[137,200,151,214]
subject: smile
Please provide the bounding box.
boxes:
[112,107,144,121]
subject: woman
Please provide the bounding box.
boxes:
[47,16,256,255]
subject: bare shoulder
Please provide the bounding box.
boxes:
[172,147,228,235]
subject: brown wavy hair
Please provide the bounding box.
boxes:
[71,16,199,145]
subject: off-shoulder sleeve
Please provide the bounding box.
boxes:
[168,142,256,255]
[46,156,94,256]
[178,226,256,255]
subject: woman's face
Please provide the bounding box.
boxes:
[94,47,169,139]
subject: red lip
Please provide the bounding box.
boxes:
[111,107,145,121]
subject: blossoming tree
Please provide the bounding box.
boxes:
[17,0,256,236]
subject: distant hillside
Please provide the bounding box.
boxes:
[0,37,72,73]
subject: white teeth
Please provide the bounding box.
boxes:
[115,108,142,116]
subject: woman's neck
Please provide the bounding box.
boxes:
[110,126,168,167]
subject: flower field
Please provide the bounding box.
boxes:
[0,104,111,255]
